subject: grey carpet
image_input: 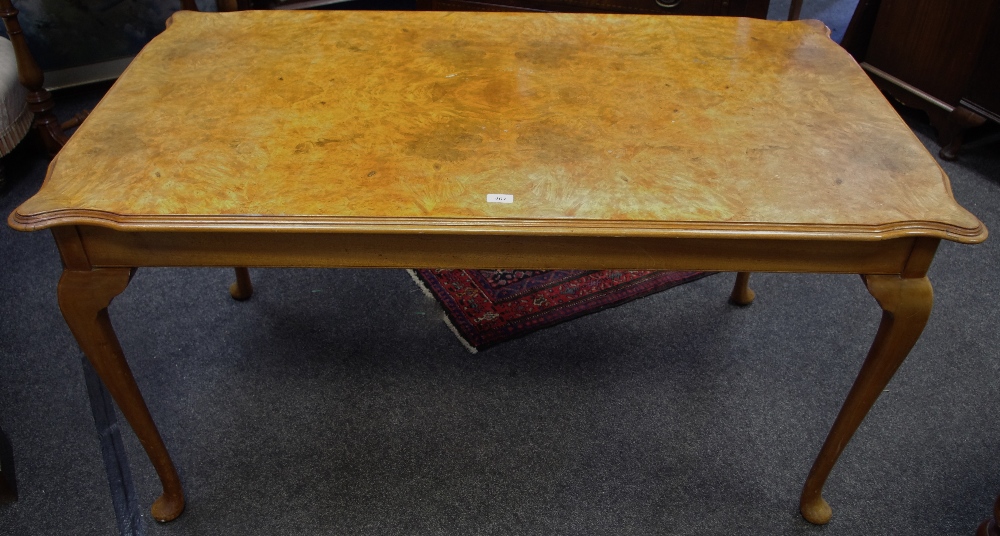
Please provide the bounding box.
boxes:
[2,6,999,535]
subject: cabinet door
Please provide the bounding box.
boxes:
[724,0,769,18]
[422,0,723,15]
[259,0,767,16]
[864,0,999,105]
[961,10,1000,122]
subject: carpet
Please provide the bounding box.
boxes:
[409,269,712,352]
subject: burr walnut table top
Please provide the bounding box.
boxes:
[8,10,985,244]
[5,10,989,526]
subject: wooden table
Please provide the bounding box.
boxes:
[7,10,986,526]
[980,492,1000,536]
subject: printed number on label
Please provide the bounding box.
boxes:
[487,194,514,203]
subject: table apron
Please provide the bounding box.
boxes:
[72,226,918,274]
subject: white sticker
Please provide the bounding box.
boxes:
[486,194,514,203]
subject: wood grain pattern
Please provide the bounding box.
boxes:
[864,0,998,106]
[801,272,934,524]
[7,11,985,244]
[70,225,921,273]
[4,11,990,526]
[853,0,1000,160]
[962,7,1000,124]
[55,264,186,522]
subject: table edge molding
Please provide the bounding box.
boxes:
[7,208,988,244]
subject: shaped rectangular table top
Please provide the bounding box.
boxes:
[8,10,985,243]
[8,10,988,526]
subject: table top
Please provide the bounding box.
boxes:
[9,10,985,243]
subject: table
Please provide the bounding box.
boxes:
[7,9,986,525]
[979,492,1000,536]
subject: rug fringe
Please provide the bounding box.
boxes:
[406,269,479,354]
[406,269,437,299]
[439,313,479,354]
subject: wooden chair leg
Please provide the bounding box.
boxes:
[216,0,243,11]
[0,425,16,503]
[0,0,69,156]
[229,267,253,301]
[729,272,756,306]
[788,0,804,20]
[59,111,89,131]
[0,471,13,503]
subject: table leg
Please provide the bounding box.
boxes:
[787,0,803,20]
[729,272,755,305]
[977,492,1000,536]
[0,425,15,503]
[57,267,185,522]
[799,274,933,524]
[229,267,253,301]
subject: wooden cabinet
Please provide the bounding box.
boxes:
[418,0,768,17]
[222,0,768,22]
[239,0,771,17]
[843,0,1000,159]
[221,0,418,9]
[963,20,1000,125]
[418,0,767,16]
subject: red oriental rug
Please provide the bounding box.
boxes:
[409,269,712,352]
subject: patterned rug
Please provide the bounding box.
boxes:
[409,269,712,352]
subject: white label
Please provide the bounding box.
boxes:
[486,194,514,203]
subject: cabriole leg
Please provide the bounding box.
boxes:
[977,492,1000,536]
[229,267,253,301]
[729,271,755,306]
[57,267,185,522]
[799,274,933,524]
